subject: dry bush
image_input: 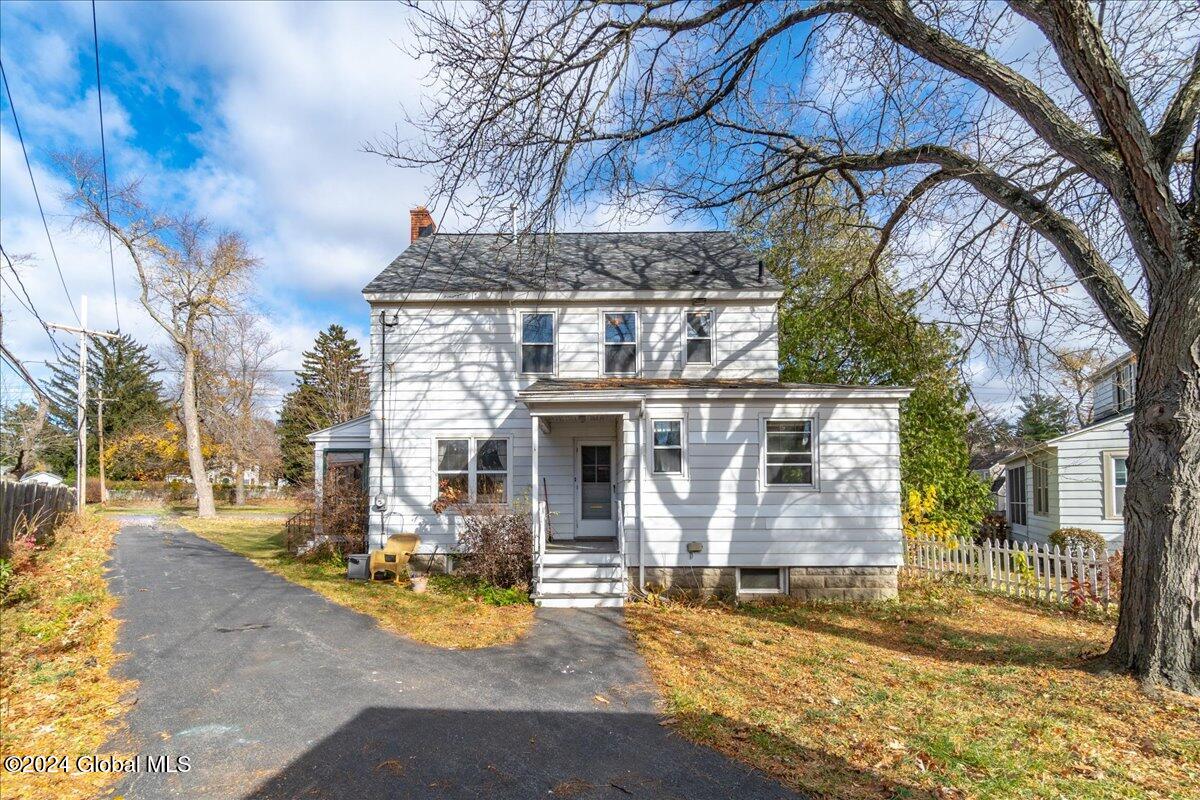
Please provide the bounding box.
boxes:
[433,484,531,589]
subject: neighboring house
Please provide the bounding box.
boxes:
[314,208,911,607]
[999,352,1135,551]
[19,470,64,486]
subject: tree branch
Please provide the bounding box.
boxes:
[796,142,1149,346]
[1153,44,1200,170]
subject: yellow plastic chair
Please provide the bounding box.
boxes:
[368,534,420,583]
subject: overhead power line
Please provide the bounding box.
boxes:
[0,341,53,403]
[0,244,69,360]
[0,57,80,323]
[91,0,121,330]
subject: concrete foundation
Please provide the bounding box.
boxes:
[631,565,898,601]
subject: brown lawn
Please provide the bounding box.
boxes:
[627,574,1200,800]
[177,515,533,649]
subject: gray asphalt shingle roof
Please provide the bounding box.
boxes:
[362,231,776,295]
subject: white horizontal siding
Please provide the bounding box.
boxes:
[1055,418,1129,547]
[623,400,902,568]
[366,301,900,569]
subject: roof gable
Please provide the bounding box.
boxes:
[362,231,776,297]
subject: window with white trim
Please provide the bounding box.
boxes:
[1032,458,1050,515]
[1109,454,1127,517]
[435,437,509,504]
[652,419,684,474]
[737,567,786,594]
[763,418,814,486]
[684,310,713,365]
[520,312,555,374]
[1114,363,1135,412]
[1007,465,1027,526]
[602,311,637,374]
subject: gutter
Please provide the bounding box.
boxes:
[636,399,645,594]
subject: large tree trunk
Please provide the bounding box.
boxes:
[1108,262,1200,694]
[181,347,217,519]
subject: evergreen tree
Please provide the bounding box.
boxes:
[44,332,167,478]
[277,325,369,485]
[1015,393,1072,443]
[748,194,992,537]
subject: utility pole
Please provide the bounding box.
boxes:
[94,395,114,504]
[49,295,118,512]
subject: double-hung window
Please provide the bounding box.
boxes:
[1007,465,1027,526]
[435,437,509,504]
[602,311,638,374]
[1114,362,1135,412]
[652,419,684,474]
[521,312,555,374]
[763,419,815,487]
[684,310,713,365]
[1032,458,1050,516]
[1107,453,1128,518]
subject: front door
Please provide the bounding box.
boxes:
[576,441,616,539]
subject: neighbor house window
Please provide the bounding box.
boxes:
[1114,362,1135,412]
[435,437,509,504]
[1032,458,1050,516]
[652,419,684,474]
[602,311,638,374]
[521,312,555,374]
[762,418,815,486]
[684,310,713,365]
[737,567,785,594]
[1108,454,1128,518]
[1007,465,1027,526]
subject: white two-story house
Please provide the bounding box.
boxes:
[310,208,910,607]
[999,352,1135,550]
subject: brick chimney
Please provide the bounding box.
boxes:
[409,206,435,243]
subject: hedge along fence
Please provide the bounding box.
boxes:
[1,481,76,557]
[905,535,1116,612]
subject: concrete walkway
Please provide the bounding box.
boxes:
[107,519,798,799]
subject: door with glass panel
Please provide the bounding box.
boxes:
[575,441,617,538]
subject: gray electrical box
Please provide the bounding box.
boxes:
[346,554,369,581]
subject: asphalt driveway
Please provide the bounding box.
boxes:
[107,518,798,799]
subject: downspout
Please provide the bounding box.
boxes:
[636,399,646,593]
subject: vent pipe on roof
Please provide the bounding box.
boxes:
[757,258,764,284]
[510,204,518,239]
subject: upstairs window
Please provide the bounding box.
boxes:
[652,419,684,474]
[521,312,555,374]
[684,310,713,365]
[763,419,815,486]
[1007,465,1027,526]
[603,311,638,374]
[1114,363,1135,412]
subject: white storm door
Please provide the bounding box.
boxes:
[575,440,617,538]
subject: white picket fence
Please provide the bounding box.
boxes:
[906,535,1114,611]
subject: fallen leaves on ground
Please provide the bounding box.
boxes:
[177,516,533,649]
[1,513,136,800]
[627,574,1200,800]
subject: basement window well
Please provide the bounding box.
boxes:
[737,567,786,594]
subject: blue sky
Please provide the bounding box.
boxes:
[1,0,1029,413]
[1,1,439,407]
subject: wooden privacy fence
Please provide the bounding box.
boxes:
[906,535,1114,611]
[1,480,76,556]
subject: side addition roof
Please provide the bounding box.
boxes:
[362,231,778,300]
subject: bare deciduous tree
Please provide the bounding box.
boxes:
[378,1,1200,692]
[200,313,282,506]
[64,154,259,519]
